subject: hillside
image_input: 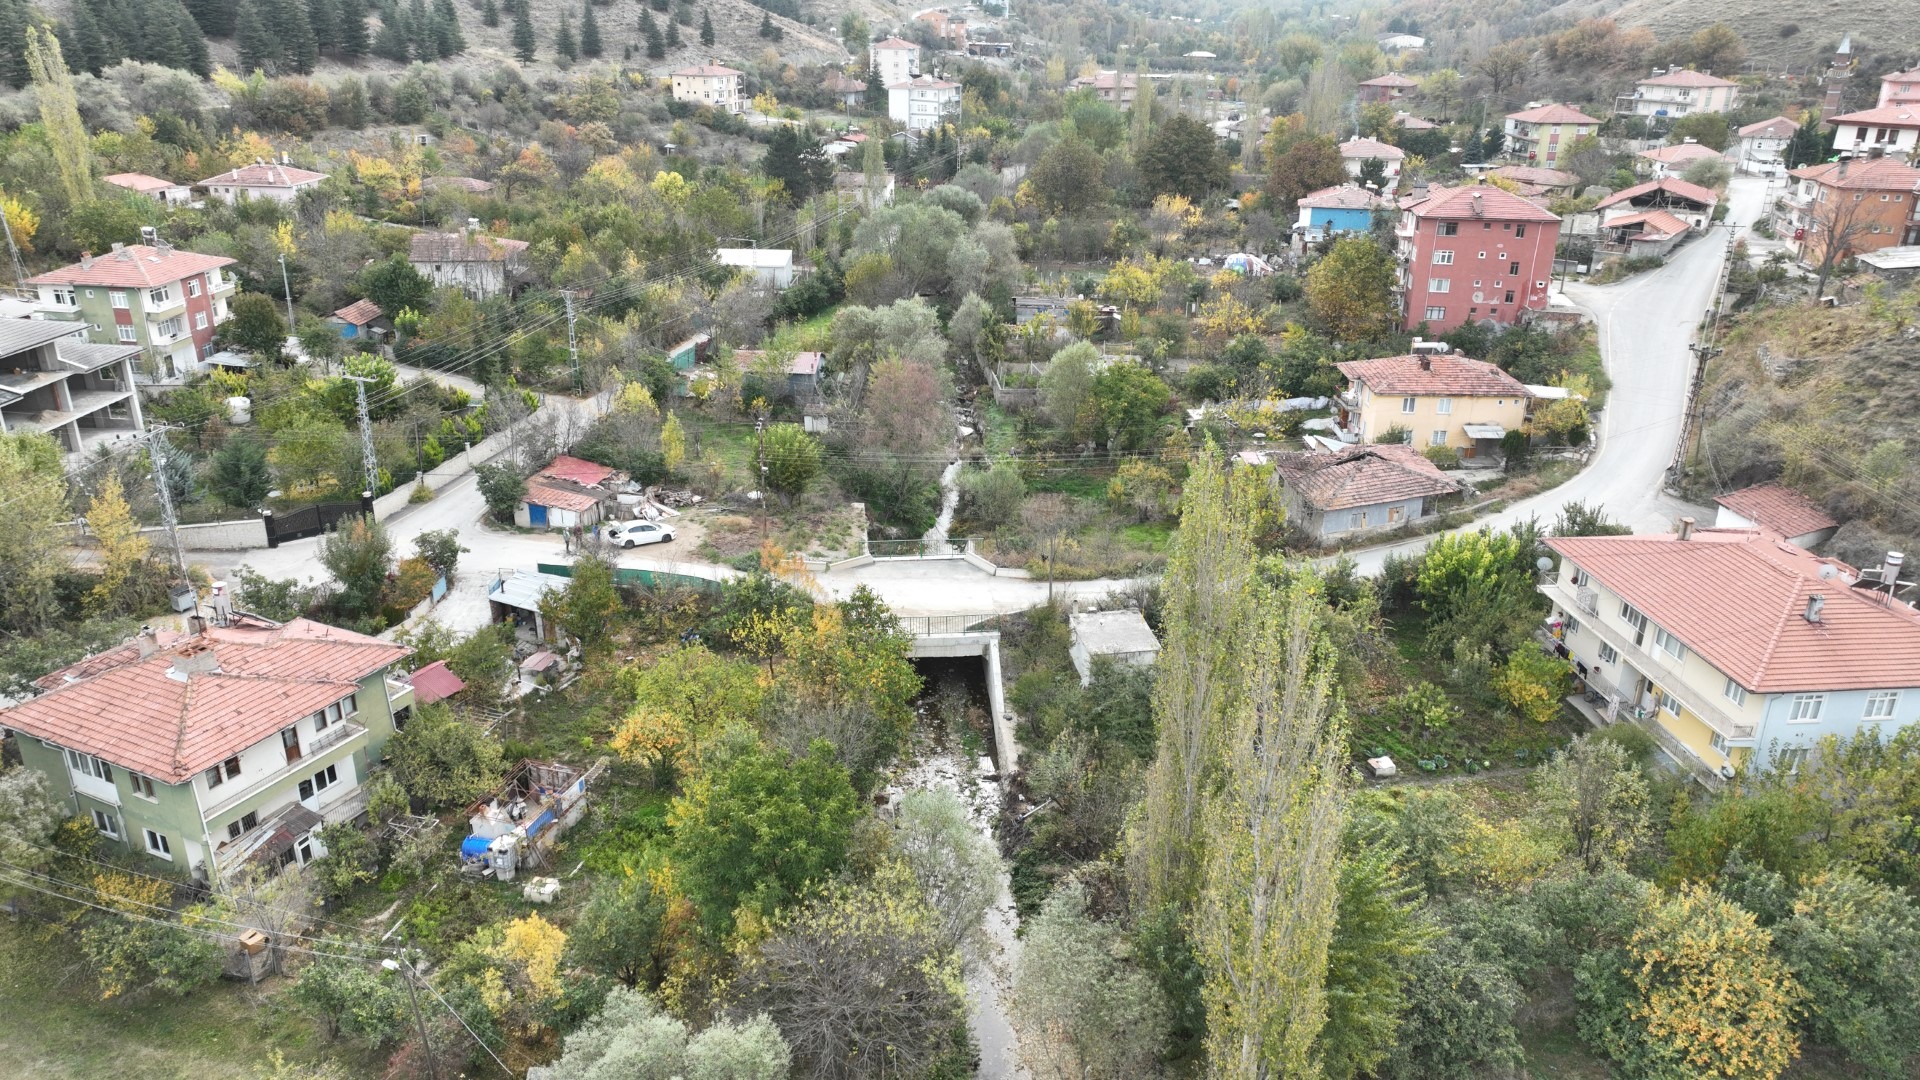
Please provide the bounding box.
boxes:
[1597,0,1920,72]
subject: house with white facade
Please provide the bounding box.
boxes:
[1543,525,1920,783]
[408,222,530,299]
[1636,140,1727,179]
[1616,68,1740,119]
[870,37,920,87]
[0,617,413,881]
[103,172,193,207]
[1735,116,1798,174]
[888,74,961,131]
[669,63,745,114]
[1338,136,1405,182]
[1826,104,1920,161]
[198,159,329,204]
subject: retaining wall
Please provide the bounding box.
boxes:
[145,517,269,550]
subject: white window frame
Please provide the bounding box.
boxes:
[1788,693,1825,722]
[1653,627,1685,662]
[1429,429,1449,446]
[109,291,128,309]
[1710,730,1728,755]
[1657,689,1679,715]
[1723,678,1746,707]
[67,749,115,782]
[1863,690,1899,721]
[1400,396,1417,414]
[1570,568,1589,588]
[187,278,201,298]
[91,809,120,838]
[147,287,172,306]
[1435,397,1453,415]
[1619,602,1648,646]
[1429,278,1451,293]
[1775,746,1810,772]
[1597,642,1618,665]
[1432,250,1454,265]
[1423,306,1446,321]
[144,829,172,860]
[194,311,207,330]
[116,324,137,343]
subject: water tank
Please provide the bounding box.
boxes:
[489,834,519,881]
[225,396,252,424]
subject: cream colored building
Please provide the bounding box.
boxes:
[669,63,744,114]
[1333,352,1530,457]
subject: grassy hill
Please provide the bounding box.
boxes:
[1596,0,1920,72]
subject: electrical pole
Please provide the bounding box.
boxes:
[277,253,296,336]
[755,415,768,541]
[0,194,25,290]
[147,425,187,582]
[383,948,441,1080]
[344,374,381,499]
[561,289,582,394]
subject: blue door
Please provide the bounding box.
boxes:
[528,503,548,527]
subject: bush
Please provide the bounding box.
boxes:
[1423,444,1461,469]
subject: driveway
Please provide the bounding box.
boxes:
[1337,175,1771,575]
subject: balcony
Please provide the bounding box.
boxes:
[201,721,366,818]
[1574,584,1600,616]
[308,719,365,757]
[386,674,414,714]
[144,293,186,318]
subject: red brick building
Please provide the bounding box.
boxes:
[1395,185,1562,332]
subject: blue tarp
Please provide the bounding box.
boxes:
[526,810,556,840]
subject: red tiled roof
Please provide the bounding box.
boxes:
[25,245,236,289]
[34,629,186,689]
[409,231,529,264]
[332,298,382,325]
[1604,209,1691,238]
[1507,103,1602,125]
[1360,73,1417,87]
[1548,531,1920,693]
[1713,483,1837,539]
[102,172,178,193]
[672,63,744,77]
[525,483,602,513]
[537,454,616,487]
[1883,68,1920,84]
[1403,185,1561,222]
[1595,177,1720,210]
[1339,136,1405,160]
[0,619,407,782]
[1639,69,1738,88]
[1393,112,1439,130]
[1738,116,1798,139]
[408,659,466,705]
[1789,156,1920,191]
[1639,142,1726,165]
[871,37,919,50]
[1828,105,1920,127]
[888,74,961,90]
[1273,443,1459,511]
[1491,165,1581,188]
[199,161,329,187]
[1335,353,1530,397]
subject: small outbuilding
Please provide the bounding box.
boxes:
[715,248,797,289]
[1712,483,1839,549]
[327,298,386,342]
[1068,610,1162,685]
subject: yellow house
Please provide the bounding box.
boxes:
[1542,525,1920,786]
[669,63,745,115]
[1333,352,1530,455]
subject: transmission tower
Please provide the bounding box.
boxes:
[146,426,187,580]
[343,374,380,498]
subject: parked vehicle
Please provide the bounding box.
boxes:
[606,520,676,547]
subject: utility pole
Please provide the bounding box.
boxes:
[343,374,381,499]
[561,289,582,394]
[146,425,187,582]
[0,193,25,290]
[277,253,296,334]
[383,948,441,1080]
[755,415,769,541]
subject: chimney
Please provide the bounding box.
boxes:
[280,152,290,165]
[1678,516,1695,540]
[169,641,221,680]
[209,580,232,626]
[1868,145,1885,159]
[1418,355,1432,371]
[1804,593,1826,623]
[80,251,92,269]
[1883,551,1905,590]
[135,625,159,658]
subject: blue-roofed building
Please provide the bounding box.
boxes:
[1295,185,1384,241]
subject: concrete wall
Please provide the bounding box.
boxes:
[146,517,269,551]
[370,387,616,523]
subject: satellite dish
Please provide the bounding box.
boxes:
[1818,565,1838,580]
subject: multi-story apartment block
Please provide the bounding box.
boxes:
[0,317,144,456]
[1877,67,1920,108]
[1503,103,1601,168]
[24,241,238,381]
[1773,155,1920,267]
[1825,104,1920,161]
[1393,185,1561,332]
[1734,116,1798,175]
[1333,350,1531,457]
[870,37,921,87]
[0,616,413,881]
[888,74,961,131]
[1616,68,1740,119]
[669,63,745,114]
[1544,525,1920,783]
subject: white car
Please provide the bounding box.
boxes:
[607,520,676,547]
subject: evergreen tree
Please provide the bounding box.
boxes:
[646,0,665,11]
[698,6,711,46]
[0,0,35,90]
[665,17,678,49]
[185,0,237,37]
[640,7,663,59]
[404,0,429,58]
[371,11,409,60]
[234,0,272,71]
[168,5,211,76]
[554,10,576,61]
[511,0,534,61]
[758,10,771,37]
[578,0,600,57]
[481,0,497,26]
[337,0,369,57]
[307,0,338,54]
[430,0,462,56]
[276,0,318,73]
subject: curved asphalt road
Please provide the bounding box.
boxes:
[1338,174,1770,575]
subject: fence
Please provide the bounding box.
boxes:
[535,562,730,593]
[895,613,1007,636]
[264,493,374,547]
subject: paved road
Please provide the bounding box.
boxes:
[1338,175,1770,575]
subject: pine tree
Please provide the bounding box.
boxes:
[169,5,211,76]
[639,7,662,59]
[184,0,237,38]
[758,10,771,37]
[276,0,318,73]
[578,0,600,57]
[431,0,463,56]
[371,12,409,60]
[665,17,678,48]
[554,10,575,61]
[234,0,272,71]
[698,6,711,46]
[404,0,429,58]
[511,0,534,61]
[337,0,369,57]
[646,0,665,11]
[0,0,32,90]
[481,0,497,26]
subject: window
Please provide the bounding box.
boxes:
[109,291,128,309]
[1437,222,1458,236]
[1429,429,1449,446]
[1478,251,1487,259]
[1619,602,1648,646]
[116,325,137,343]
[194,311,207,330]
[343,693,358,716]
[1429,277,1451,293]
[66,749,114,782]
[1775,746,1810,772]
[1864,690,1900,720]
[226,811,259,840]
[147,287,171,306]
[1570,567,1589,587]
[313,706,331,732]
[1432,250,1454,265]
[1657,689,1680,715]
[1424,306,1446,321]
[1347,511,1367,530]
[1515,224,1527,238]
[1723,678,1747,707]
[1788,693,1825,722]
[205,272,219,292]
[91,810,120,838]
[1388,505,1405,523]
[155,316,182,339]
[205,755,242,787]
[1510,261,1521,275]
[1654,627,1685,661]
[298,764,340,802]
[187,278,201,298]
[1436,397,1453,414]
[1401,396,1416,414]
[145,829,172,859]
[1564,615,1581,637]
[129,773,156,799]
[1504,291,1516,304]
[1598,642,1619,664]
[1710,730,1728,755]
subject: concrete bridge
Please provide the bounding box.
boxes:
[901,614,1018,775]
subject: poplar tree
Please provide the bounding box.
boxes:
[26,27,92,211]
